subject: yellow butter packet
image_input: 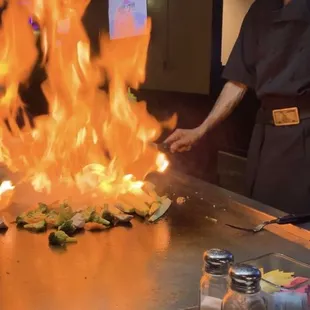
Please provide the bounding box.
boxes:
[260,268,294,293]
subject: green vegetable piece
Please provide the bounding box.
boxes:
[81,206,96,222]
[16,213,27,226]
[24,220,47,233]
[59,202,74,219]
[16,202,70,229]
[55,202,74,227]
[58,220,76,235]
[45,210,59,228]
[101,204,114,223]
[149,198,172,223]
[48,231,77,246]
[90,213,110,226]
[16,209,46,226]
[38,203,49,213]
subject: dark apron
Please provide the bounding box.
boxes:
[246,95,310,214]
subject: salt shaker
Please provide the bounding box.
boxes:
[200,249,234,310]
[221,264,267,310]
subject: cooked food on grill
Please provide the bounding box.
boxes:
[16,203,48,225]
[84,222,109,231]
[24,220,47,233]
[176,197,186,205]
[149,197,172,223]
[13,193,172,248]
[48,231,77,246]
[58,220,77,235]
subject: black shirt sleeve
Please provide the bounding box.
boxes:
[222,4,258,89]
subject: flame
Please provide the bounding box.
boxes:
[0,0,174,202]
[156,153,169,173]
[0,179,14,210]
[0,180,14,195]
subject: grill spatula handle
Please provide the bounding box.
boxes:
[275,213,310,225]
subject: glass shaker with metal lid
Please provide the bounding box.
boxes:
[221,264,267,310]
[200,249,234,310]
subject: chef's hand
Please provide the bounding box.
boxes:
[164,127,204,153]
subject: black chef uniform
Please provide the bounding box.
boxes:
[223,0,310,213]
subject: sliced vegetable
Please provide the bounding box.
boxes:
[71,213,85,229]
[45,210,59,228]
[24,220,47,232]
[120,193,150,217]
[84,222,109,231]
[134,206,149,217]
[115,202,135,214]
[16,208,46,225]
[90,213,111,226]
[114,214,134,224]
[55,203,74,227]
[38,202,49,213]
[149,197,172,223]
[15,194,172,250]
[143,181,157,200]
[81,206,96,222]
[49,231,77,246]
[148,198,162,216]
[58,220,76,235]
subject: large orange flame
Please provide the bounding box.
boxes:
[0,0,176,202]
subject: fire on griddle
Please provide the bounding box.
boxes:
[0,0,176,240]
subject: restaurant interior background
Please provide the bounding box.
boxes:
[19,0,258,195]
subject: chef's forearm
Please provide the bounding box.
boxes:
[199,81,247,135]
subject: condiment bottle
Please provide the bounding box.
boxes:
[200,249,234,310]
[221,264,267,310]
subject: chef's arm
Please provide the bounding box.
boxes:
[198,81,247,135]
[165,81,248,152]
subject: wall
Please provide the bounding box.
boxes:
[83,0,213,94]
[143,0,213,94]
[222,0,254,65]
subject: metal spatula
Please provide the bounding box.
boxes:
[226,213,310,233]
[150,142,170,153]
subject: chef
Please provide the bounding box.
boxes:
[165,0,310,214]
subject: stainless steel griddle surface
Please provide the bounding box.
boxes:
[0,171,309,310]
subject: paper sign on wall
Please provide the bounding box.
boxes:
[109,0,147,39]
